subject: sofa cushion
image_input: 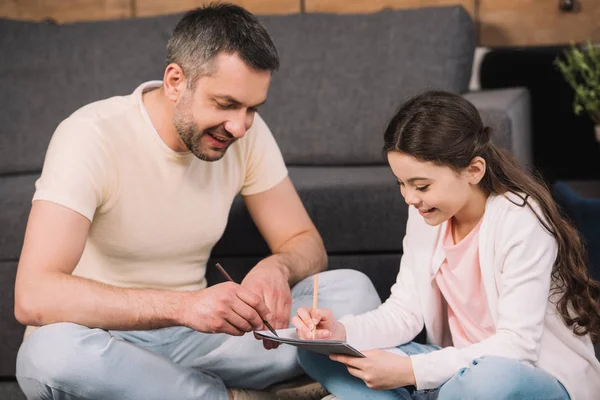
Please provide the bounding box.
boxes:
[0,6,475,174]
[0,175,37,260]
[1,167,408,260]
[0,380,25,400]
[0,261,24,378]
[260,6,476,165]
[211,166,409,257]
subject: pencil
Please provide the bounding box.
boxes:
[312,274,319,310]
[214,263,278,337]
[311,274,319,338]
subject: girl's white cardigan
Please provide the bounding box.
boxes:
[340,193,600,399]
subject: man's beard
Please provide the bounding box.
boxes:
[173,105,232,162]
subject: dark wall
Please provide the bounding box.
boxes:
[480,46,600,183]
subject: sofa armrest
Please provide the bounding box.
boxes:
[463,88,532,170]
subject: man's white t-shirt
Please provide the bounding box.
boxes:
[33,81,288,292]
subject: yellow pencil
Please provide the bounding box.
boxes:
[311,274,319,339]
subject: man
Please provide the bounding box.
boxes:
[13,3,381,400]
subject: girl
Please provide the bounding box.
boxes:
[292,91,600,400]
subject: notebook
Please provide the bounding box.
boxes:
[255,327,365,357]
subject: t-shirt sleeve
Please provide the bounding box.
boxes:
[33,116,115,222]
[240,113,288,196]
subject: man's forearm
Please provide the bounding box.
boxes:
[15,272,186,330]
[264,228,327,286]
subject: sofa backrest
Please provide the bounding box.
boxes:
[0,14,176,175]
[261,6,475,165]
[0,6,475,174]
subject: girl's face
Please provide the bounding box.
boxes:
[387,151,485,226]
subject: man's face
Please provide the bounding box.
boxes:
[173,52,271,161]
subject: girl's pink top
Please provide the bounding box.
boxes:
[435,218,495,348]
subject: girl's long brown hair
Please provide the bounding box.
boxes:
[383,90,600,342]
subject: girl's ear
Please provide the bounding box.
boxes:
[467,156,486,185]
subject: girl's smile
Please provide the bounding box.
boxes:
[417,207,437,217]
[386,151,488,239]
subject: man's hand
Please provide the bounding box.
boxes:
[180,282,272,336]
[330,349,416,390]
[241,259,292,349]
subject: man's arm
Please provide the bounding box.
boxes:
[243,176,327,286]
[15,200,270,335]
[242,176,326,344]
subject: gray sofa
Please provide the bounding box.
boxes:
[0,6,531,398]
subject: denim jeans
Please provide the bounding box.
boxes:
[16,269,382,400]
[298,341,571,400]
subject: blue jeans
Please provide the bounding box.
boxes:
[16,269,381,400]
[298,342,571,400]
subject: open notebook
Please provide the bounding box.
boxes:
[255,328,365,357]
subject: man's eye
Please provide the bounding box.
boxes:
[217,103,234,110]
[416,185,430,192]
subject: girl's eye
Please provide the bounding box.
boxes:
[416,185,430,192]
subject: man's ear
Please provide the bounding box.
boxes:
[163,63,187,102]
[467,156,486,185]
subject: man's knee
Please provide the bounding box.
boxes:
[17,323,109,390]
[439,357,528,400]
[321,269,381,306]
[321,269,378,295]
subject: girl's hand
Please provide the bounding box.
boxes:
[291,307,346,341]
[330,349,416,390]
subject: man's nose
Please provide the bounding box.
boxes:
[224,111,248,139]
[224,121,245,139]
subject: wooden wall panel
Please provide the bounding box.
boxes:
[135,0,300,17]
[305,0,475,18]
[0,0,131,23]
[479,0,600,47]
[2,0,599,47]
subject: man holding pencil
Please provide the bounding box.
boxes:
[13,3,381,400]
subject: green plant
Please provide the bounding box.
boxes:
[555,41,600,125]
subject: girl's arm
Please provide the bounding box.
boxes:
[409,205,557,390]
[338,208,425,349]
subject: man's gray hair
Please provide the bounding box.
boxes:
[166,2,280,87]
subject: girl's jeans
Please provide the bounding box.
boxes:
[298,341,570,400]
